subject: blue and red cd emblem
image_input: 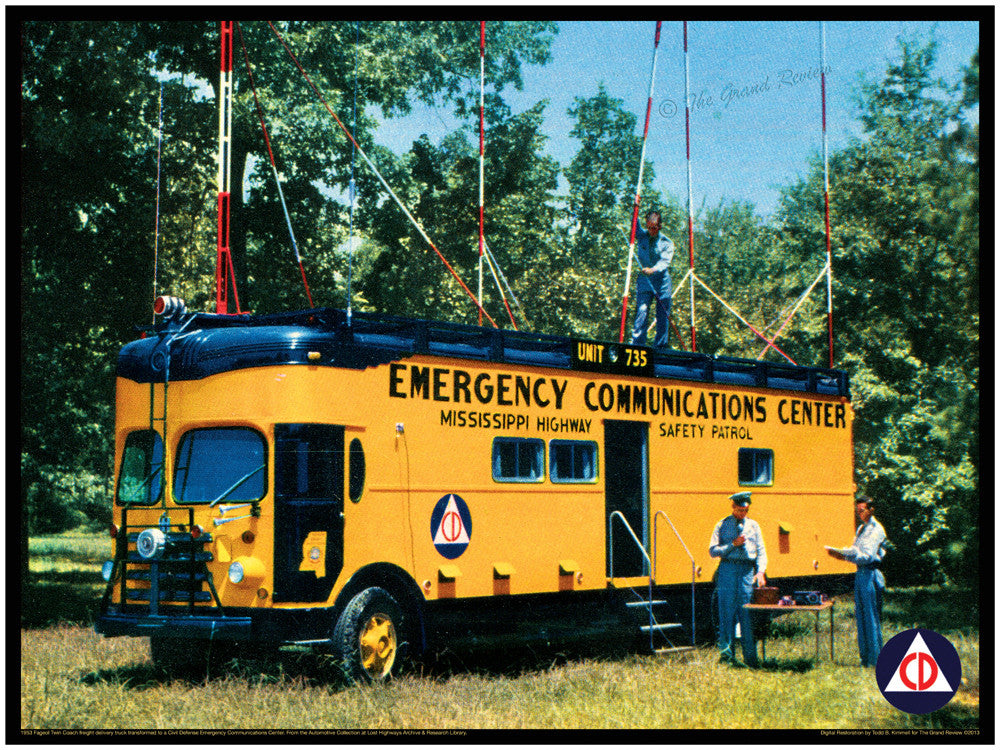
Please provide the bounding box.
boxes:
[876,628,962,714]
[430,493,472,559]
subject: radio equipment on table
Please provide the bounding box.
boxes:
[793,590,824,606]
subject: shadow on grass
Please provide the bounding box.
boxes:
[77,637,644,691]
[21,573,104,627]
[56,586,980,692]
[80,662,172,691]
[80,649,334,690]
[758,657,816,673]
[763,616,814,639]
[411,636,641,682]
[882,588,979,633]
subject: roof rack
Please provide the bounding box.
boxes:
[120,308,848,398]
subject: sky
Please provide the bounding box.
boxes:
[370,20,980,219]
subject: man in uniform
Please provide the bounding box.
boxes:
[710,491,767,667]
[630,209,675,349]
[826,495,888,667]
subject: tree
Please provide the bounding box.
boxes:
[20,20,556,538]
[148,21,557,315]
[565,84,649,244]
[772,37,979,587]
[361,99,562,329]
[22,22,170,532]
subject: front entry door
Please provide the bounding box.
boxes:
[604,420,649,578]
[273,423,345,603]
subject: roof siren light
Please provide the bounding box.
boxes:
[154,295,187,320]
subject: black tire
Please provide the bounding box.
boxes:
[333,587,407,684]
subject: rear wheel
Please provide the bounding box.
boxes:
[333,587,407,683]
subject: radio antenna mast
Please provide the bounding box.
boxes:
[617,21,662,343]
[347,21,359,326]
[478,20,486,326]
[683,21,697,352]
[215,21,241,314]
[820,21,834,367]
[152,83,163,324]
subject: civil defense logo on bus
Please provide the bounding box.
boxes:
[430,494,472,559]
[876,628,962,715]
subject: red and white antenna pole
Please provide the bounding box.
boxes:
[216,21,241,314]
[152,83,163,324]
[478,21,486,326]
[820,22,834,368]
[683,21,697,352]
[618,20,662,343]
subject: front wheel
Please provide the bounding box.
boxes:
[333,587,407,683]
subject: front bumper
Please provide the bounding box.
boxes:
[96,610,253,640]
[95,604,332,643]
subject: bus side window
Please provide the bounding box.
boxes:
[549,440,598,483]
[116,430,164,505]
[349,437,365,503]
[492,437,544,482]
[738,448,774,486]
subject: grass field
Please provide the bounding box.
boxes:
[20,532,982,734]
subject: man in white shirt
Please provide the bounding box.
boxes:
[826,495,888,667]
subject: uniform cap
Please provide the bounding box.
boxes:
[729,491,752,507]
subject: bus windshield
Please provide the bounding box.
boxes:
[173,427,267,504]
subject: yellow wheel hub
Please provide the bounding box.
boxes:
[359,613,397,678]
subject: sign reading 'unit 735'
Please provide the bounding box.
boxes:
[571,339,654,376]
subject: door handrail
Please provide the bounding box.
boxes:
[607,510,651,580]
[652,510,694,583]
[608,509,656,649]
[652,509,697,646]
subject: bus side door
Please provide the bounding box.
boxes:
[273,423,345,603]
[605,420,649,578]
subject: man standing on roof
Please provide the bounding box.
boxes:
[630,209,675,349]
[825,495,888,667]
[710,491,767,668]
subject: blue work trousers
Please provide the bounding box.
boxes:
[631,289,671,349]
[855,567,885,667]
[716,561,758,667]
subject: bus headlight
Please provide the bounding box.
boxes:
[228,557,265,586]
[228,561,245,584]
[101,561,115,581]
[136,528,167,560]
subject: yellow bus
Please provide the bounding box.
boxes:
[96,302,855,681]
